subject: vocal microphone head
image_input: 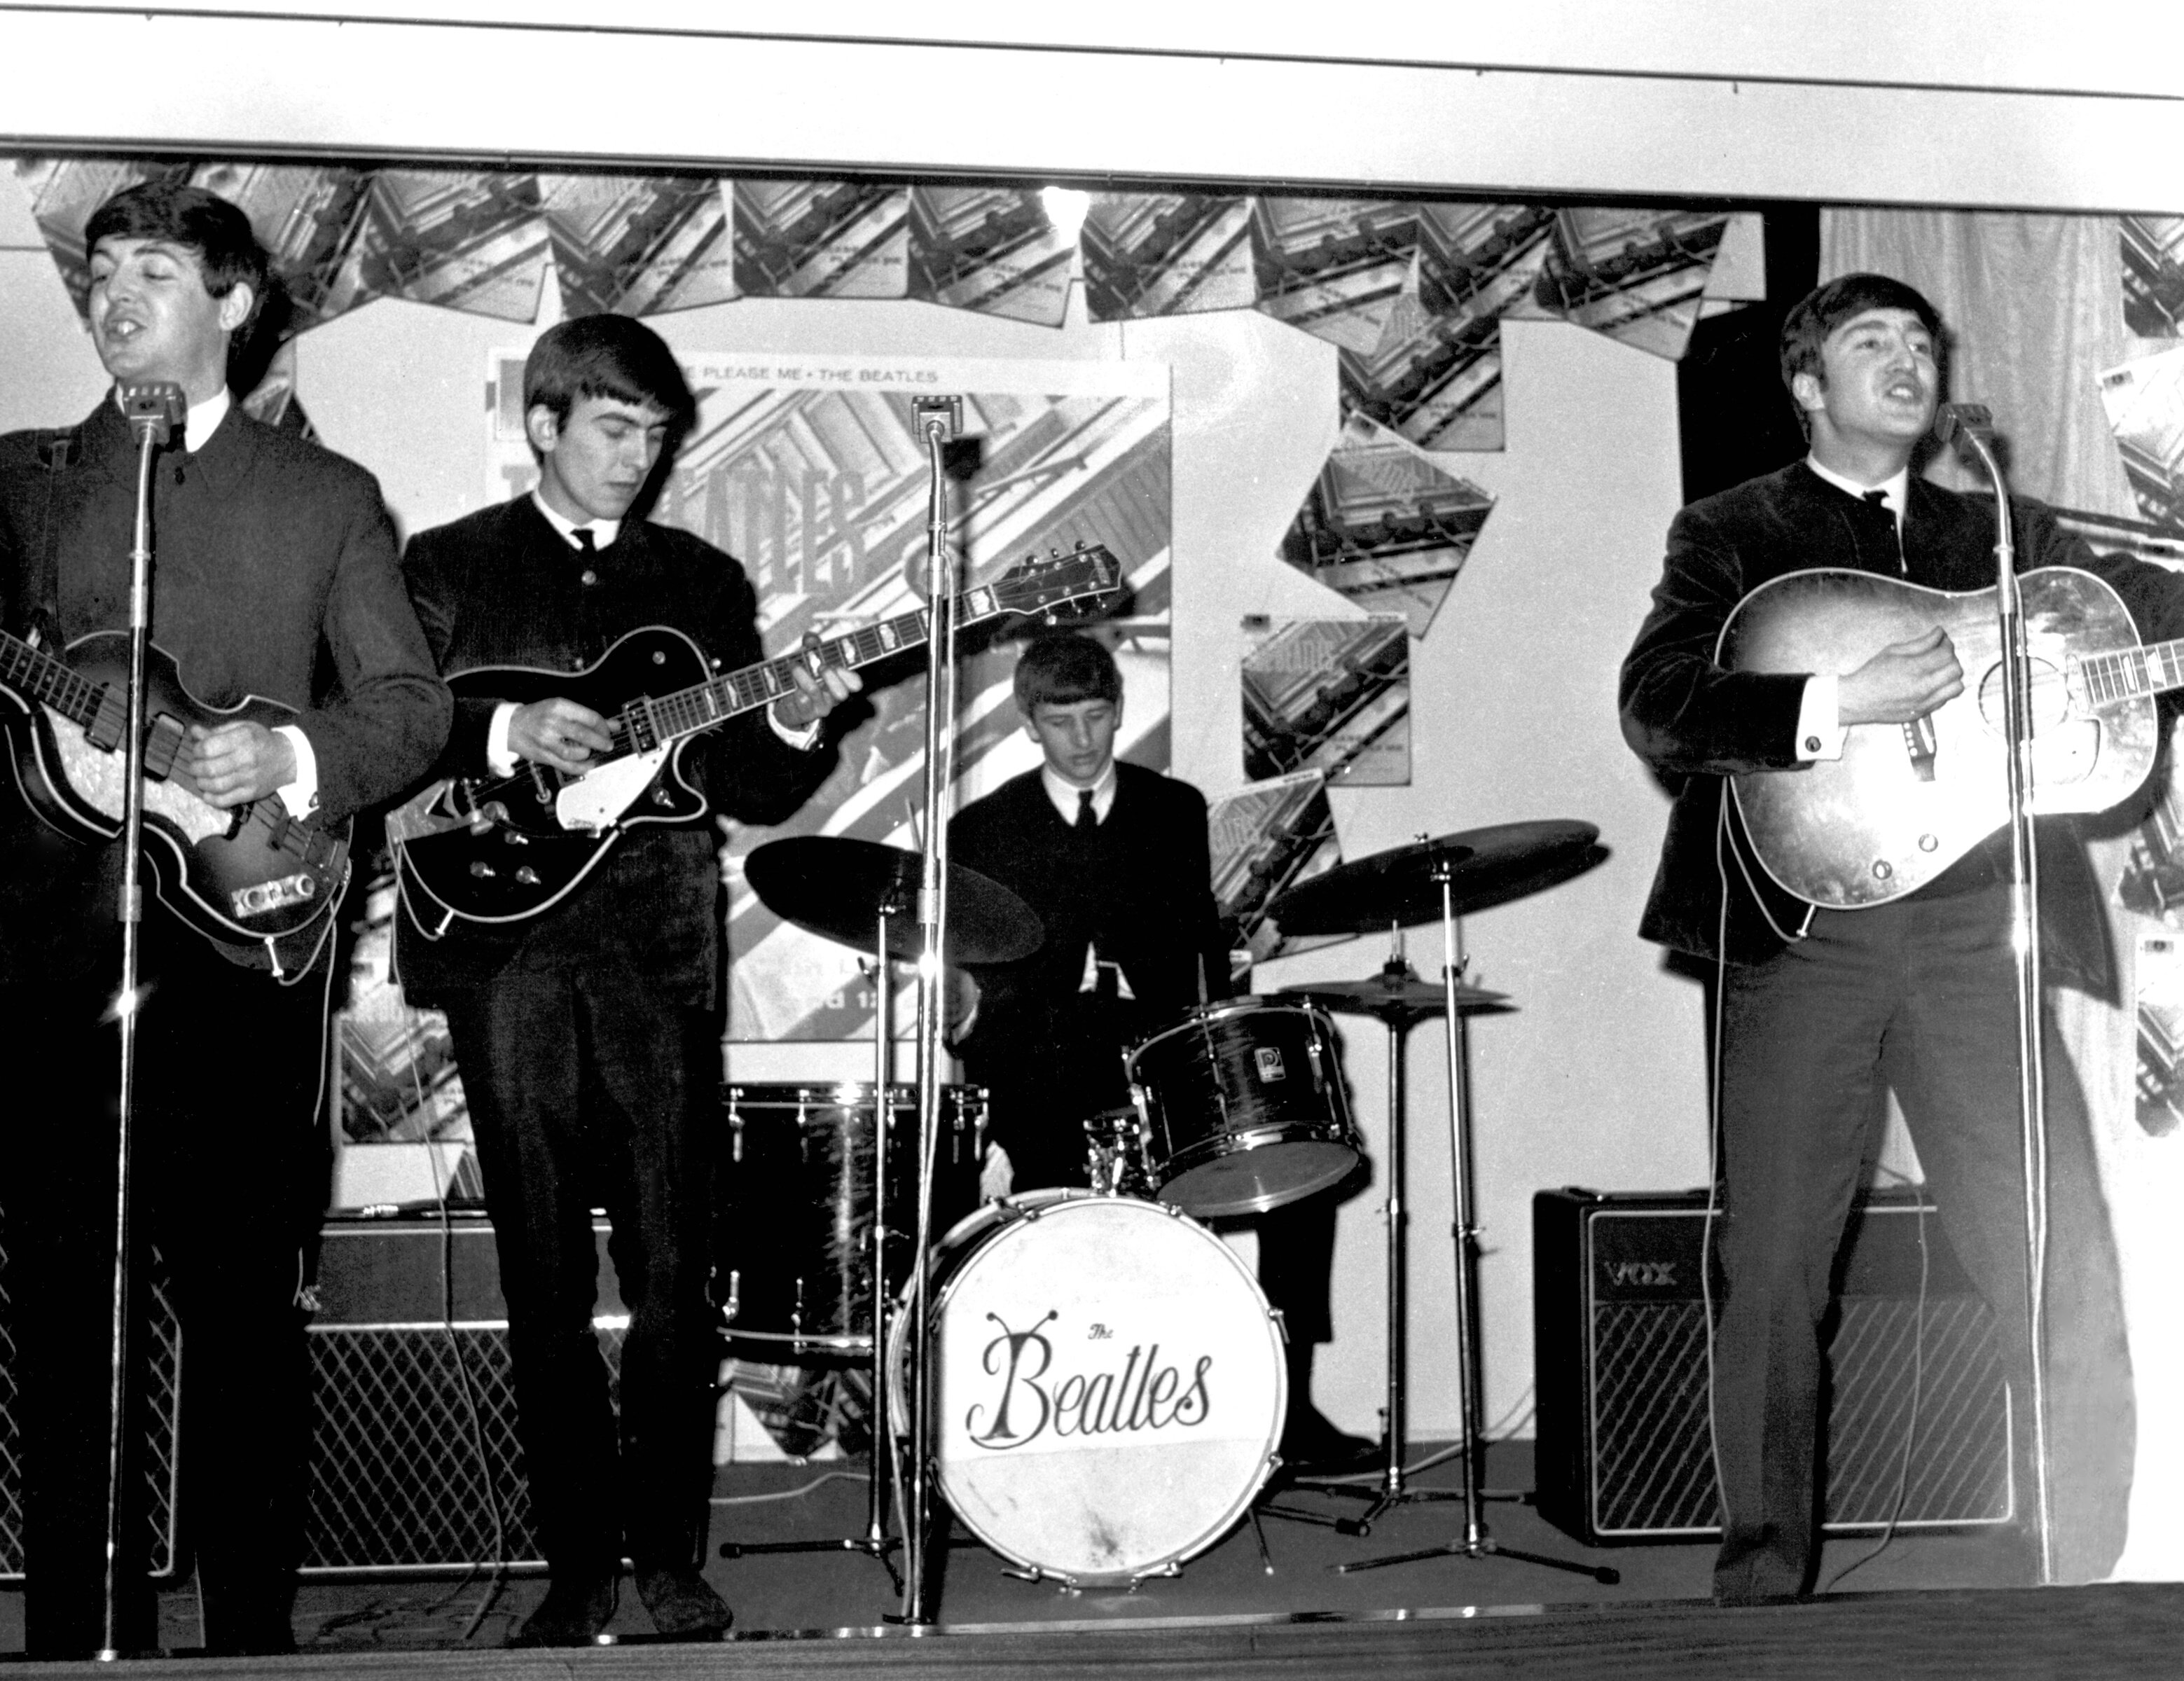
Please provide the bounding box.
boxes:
[120,381,188,446]
[1933,403,1993,446]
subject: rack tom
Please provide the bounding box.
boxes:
[1126,998,1360,1217]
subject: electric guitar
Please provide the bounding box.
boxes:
[389,544,1122,925]
[1722,565,2176,909]
[0,625,352,971]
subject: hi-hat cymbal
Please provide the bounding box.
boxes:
[1268,819,1605,937]
[745,837,1043,965]
[1278,967,1513,1022]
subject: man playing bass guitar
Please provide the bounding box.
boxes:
[0,182,450,1657]
[396,314,858,1646]
[1620,272,2184,1602]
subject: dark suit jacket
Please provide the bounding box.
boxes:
[0,397,450,978]
[1620,461,2184,983]
[395,494,834,1008]
[949,761,1231,1167]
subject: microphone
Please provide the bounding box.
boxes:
[120,381,188,447]
[1933,402,1996,464]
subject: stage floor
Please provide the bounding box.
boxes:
[4,1444,2173,1675]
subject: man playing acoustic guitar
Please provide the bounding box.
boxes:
[0,182,449,1656]
[396,315,858,1646]
[1621,272,2184,1603]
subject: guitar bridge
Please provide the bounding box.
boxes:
[233,872,318,918]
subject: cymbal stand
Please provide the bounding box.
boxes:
[1263,948,1452,1533]
[1338,857,1612,1583]
[716,906,905,1593]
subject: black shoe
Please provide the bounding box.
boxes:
[635,1565,733,1641]
[511,1573,618,1647]
[1279,1406,1382,1474]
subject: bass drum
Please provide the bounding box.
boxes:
[894,1191,1286,1587]
[717,1083,984,1358]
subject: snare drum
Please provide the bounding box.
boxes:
[717,1083,983,1358]
[894,1191,1285,1587]
[1126,998,1361,1217]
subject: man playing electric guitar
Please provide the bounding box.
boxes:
[0,183,450,1657]
[1620,273,2184,1602]
[396,314,858,1646]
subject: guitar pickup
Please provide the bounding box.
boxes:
[233,872,317,918]
[1902,714,1938,782]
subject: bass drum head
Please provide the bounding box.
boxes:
[915,1192,1285,1586]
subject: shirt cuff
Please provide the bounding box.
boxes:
[1796,674,1846,761]
[486,701,521,775]
[768,705,824,751]
[274,726,319,819]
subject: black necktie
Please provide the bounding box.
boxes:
[1075,789,1097,832]
[1864,489,1905,572]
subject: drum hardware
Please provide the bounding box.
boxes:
[731,836,1036,1591]
[1125,998,1365,1217]
[1263,822,1617,1585]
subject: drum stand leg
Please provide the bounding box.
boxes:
[718,936,905,1593]
[1331,891,1615,1585]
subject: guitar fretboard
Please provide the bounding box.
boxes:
[616,586,995,750]
[0,630,118,735]
[2075,637,2184,706]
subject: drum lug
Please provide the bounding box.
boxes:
[1128,1561,1184,1589]
[1000,1565,1084,1593]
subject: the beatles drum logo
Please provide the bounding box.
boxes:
[962,1310,1215,1450]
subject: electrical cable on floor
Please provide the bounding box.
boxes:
[708,1469,871,1508]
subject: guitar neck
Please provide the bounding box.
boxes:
[640,587,1001,748]
[2075,635,2184,705]
[0,628,109,730]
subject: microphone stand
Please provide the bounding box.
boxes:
[1936,402,2054,1584]
[897,394,962,1628]
[101,380,186,1659]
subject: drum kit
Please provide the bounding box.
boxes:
[724,815,1613,1596]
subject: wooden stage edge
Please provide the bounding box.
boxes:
[8,1584,2184,1680]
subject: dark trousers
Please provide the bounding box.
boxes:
[1712,884,2135,1598]
[1,918,327,1659]
[438,964,721,1579]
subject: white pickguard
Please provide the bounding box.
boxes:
[553,747,671,833]
[46,705,227,844]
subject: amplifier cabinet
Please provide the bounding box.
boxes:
[0,1219,184,1582]
[1532,1187,2014,1546]
[304,1212,623,1577]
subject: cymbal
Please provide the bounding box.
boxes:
[1268,819,1605,937]
[1278,967,1513,1022]
[744,837,1043,965]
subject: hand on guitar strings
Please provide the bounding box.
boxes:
[1837,625,1965,726]
[184,719,297,808]
[509,697,615,775]
[768,632,864,732]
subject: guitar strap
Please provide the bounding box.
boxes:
[27,425,83,637]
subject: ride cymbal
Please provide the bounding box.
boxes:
[745,836,1043,965]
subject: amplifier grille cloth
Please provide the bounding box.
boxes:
[1589,1294,2010,1534]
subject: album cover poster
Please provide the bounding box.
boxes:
[733,180,911,300]
[491,352,1170,1042]
[1345,204,1558,452]
[1082,193,1258,321]
[1208,770,1343,966]
[2099,345,2184,534]
[1241,614,1411,788]
[1276,415,1495,637]
[1529,208,1734,361]
[1251,198,1421,355]
[906,186,1074,326]
[332,874,476,1177]
[2123,217,2184,340]
[539,173,737,316]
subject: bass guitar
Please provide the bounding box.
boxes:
[1722,565,2176,909]
[1,624,352,971]
[389,544,1121,925]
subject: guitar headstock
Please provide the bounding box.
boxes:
[987,543,1124,622]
